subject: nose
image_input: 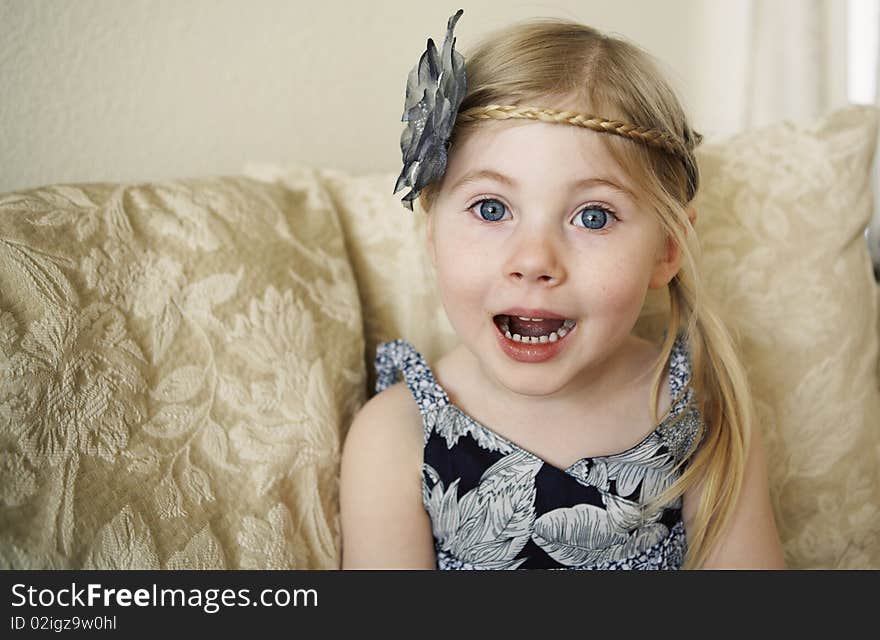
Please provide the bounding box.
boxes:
[503,223,566,286]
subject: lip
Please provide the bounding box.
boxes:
[494,307,570,320]
[491,314,577,363]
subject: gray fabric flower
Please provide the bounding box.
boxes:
[393,9,467,211]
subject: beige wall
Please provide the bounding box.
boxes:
[0,0,847,193]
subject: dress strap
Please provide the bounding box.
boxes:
[374,340,451,416]
[667,331,695,418]
[657,331,702,463]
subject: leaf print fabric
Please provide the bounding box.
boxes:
[425,450,543,569]
[532,503,630,566]
[375,336,700,570]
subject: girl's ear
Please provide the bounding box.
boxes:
[648,206,696,289]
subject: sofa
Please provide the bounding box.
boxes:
[0,105,878,570]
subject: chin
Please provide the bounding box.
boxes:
[491,365,575,398]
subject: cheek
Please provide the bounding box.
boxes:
[432,225,487,305]
[590,250,655,313]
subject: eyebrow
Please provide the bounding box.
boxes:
[448,168,637,200]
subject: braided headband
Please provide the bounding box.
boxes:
[456,104,700,162]
[393,9,698,210]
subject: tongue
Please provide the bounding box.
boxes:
[507,316,565,337]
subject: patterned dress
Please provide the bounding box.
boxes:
[374,332,703,570]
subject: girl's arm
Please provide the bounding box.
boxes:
[339,383,436,569]
[682,422,786,569]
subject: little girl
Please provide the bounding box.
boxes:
[340,10,784,569]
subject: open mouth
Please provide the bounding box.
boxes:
[492,314,577,344]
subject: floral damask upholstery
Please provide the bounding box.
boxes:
[1,105,878,569]
[0,176,365,568]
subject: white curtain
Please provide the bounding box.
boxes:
[872,4,880,271]
[744,0,847,130]
[858,0,880,270]
[873,32,880,272]
[744,0,879,271]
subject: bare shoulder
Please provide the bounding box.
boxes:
[339,382,435,569]
[343,381,424,464]
[682,422,786,569]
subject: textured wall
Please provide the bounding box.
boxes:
[0,0,846,192]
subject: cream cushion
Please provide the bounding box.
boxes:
[241,166,459,397]
[242,163,461,397]
[693,106,880,568]
[248,104,880,569]
[0,176,364,568]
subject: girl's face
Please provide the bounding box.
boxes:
[426,119,680,399]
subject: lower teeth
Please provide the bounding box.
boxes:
[507,332,559,343]
[498,318,576,344]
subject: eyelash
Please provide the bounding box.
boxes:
[465,197,620,231]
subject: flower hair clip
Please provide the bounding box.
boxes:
[393,9,467,211]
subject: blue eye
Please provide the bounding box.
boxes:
[473,199,506,222]
[576,205,617,230]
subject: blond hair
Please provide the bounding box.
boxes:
[418,19,753,570]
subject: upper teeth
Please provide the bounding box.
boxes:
[518,316,545,321]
